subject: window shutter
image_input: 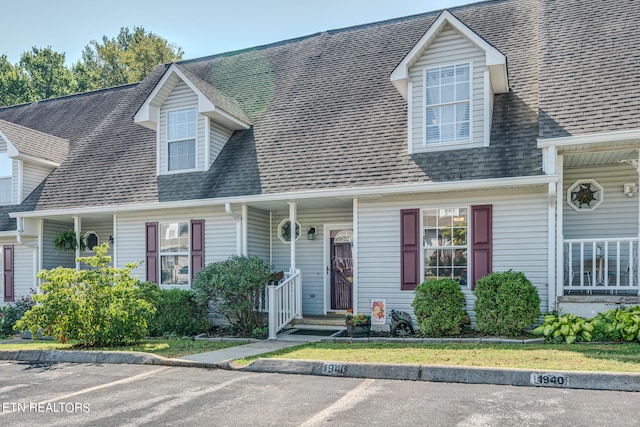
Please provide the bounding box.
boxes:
[3,245,14,302]
[190,219,205,281]
[471,205,492,290]
[400,209,420,290]
[145,222,158,284]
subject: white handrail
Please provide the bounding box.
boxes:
[268,269,302,339]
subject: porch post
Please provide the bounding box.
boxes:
[555,154,565,307]
[548,181,557,311]
[73,216,81,271]
[288,202,296,273]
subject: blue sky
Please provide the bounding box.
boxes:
[1,0,475,66]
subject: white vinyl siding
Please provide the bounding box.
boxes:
[271,207,352,315]
[409,24,486,153]
[159,82,204,174]
[209,121,234,168]
[357,189,549,324]
[563,165,639,240]
[247,207,270,261]
[115,207,236,284]
[22,161,53,202]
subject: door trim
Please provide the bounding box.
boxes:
[323,223,353,314]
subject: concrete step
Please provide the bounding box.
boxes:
[290,315,346,328]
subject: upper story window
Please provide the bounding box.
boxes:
[0,152,12,204]
[167,108,196,171]
[425,63,470,145]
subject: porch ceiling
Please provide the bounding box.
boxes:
[564,148,639,168]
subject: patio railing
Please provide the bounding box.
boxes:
[268,269,302,339]
[564,238,639,295]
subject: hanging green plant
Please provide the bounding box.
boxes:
[53,229,86,252]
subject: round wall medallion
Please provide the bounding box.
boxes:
[567,179,603,211]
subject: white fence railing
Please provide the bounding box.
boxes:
[268,269,302,339]
[564,238,639,294]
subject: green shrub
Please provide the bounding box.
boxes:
[474,270,540,336]
[192,255,271,336]
[147,288,208,337]
[590,306,640,342]
[532,312,594,344]
[15,243,155,346]
[0,292,36,336]
[412,279,468,337]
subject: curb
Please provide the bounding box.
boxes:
[242,358,640,392]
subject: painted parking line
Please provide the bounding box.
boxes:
[300,378,381,427]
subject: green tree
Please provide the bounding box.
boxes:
[19,47,76,100]
[73,26,183,91]
[0,54,33,106]
[15,243,156,346]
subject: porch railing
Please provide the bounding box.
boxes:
[564,238,639,295]
[268,269,302,339]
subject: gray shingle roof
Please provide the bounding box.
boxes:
[0,119,69,164]
[0,0,635,218]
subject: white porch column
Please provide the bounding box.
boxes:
[555,154,564,308]
[112,214,118,267]
[73,216,81,271]
[241,204,248,256]
[288,202,296,273]
[353,198,359,314]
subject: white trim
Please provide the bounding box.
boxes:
[390,10,508,99]
[483,68,491,147]
[241,204,248,256]
[352,198,359,316]
[9,175,557,219]
[537,129,640,149]
[204,116,211,169]
[113,214,118,268]
[407,80,413,154]
[555,154,564,305]
[547,181,557,312]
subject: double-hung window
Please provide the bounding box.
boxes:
[160,222,189,285]
[167,108,196,171]
[425,63,470,145]
[423,208,468,286]
[0,152,12,204]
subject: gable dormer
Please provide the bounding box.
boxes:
[0,119,69,205]
[390,11,509,153]
[134,63,251,175]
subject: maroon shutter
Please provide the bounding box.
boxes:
[471,205,492,290]
[400,209,420,290]
[3,245,14,302]
[145,222,158,284]
[190,219,205,281]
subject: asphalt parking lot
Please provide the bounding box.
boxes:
[1,360,638,426]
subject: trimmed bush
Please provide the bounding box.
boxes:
[147,288,208,337]
[15,244,155,346]
[412,279,468,336]
[192,255,271,336]
[0,293,36,337]
[474,270,540,336]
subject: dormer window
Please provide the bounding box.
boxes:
[426,63,470,145]
[0,152,12,204]
[167,108,197,171]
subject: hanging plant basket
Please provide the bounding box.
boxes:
[53,229,85,252]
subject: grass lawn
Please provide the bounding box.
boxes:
[0,338,243,359]
[237,342,640,373]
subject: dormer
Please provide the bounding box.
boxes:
[0,119,69,205]
[134,63,251,175]
[390,11,509,153]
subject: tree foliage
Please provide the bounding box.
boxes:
[15,243,156,346]
[0,27,183,107]
[73,26,183,91]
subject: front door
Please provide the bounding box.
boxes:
[330,229,353,310]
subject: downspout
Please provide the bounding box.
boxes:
[242,204,248,256]
[225,203,243,255]
[353,198,359,315]
[73,216,81,271]
[555,154,565,311]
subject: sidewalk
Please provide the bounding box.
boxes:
[2,333,640,393]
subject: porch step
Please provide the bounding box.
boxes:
[290,315,346,328]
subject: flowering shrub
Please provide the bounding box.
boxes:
[0,291,36,336]
[345,313,371,326]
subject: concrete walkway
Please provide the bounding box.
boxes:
[179,338,306,363]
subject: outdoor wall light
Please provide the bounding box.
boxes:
[307,226,317,240]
